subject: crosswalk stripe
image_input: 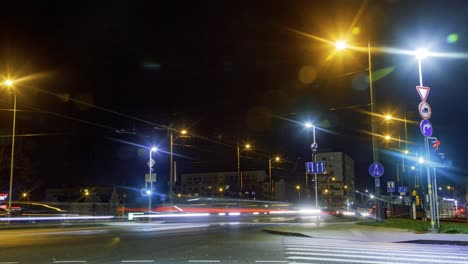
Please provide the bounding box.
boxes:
[288,255,414,264]
[284,237,468,264]
[286,251,468,264]
[284,245,468,257]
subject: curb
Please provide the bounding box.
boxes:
[262,228,311,237]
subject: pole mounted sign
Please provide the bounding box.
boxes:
[305,161,326,174]
[369,162,384,178]
[416,86,430,102]
[387,181,395,193]
[419,101,432,120]
[420,119,433,137]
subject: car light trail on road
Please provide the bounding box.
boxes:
[0,215,115,222]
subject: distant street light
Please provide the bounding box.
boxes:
[384,114,393,121]
[296,185,301,201]
[268,156,281,198]
[170,129,188,204]
[148,146,157,212]
[237,143,252,193]
[2,79,16,213]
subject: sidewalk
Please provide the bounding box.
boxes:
[263,221,468,244]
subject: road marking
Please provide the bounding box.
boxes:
[53,261,87,263]
[255,261,288,263]
[121,261,154,263]
[0,262,19,264]
[188,261,220,263]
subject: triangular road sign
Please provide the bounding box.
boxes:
[416,86,430,101]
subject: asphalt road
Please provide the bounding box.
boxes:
[0,221,288,264]
[1,217,467,264]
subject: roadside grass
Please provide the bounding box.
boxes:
[357,218,468,234]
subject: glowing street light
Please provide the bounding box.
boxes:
[237,143,252,192]
[170,129,188,204]
[384,135,392,141]
[2,79,17,212]
[418,157,425,164]
[268,156,281,197]
[415,48,429,60]
[384,114,393,121]
[335,40,348,51]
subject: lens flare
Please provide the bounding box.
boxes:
[447,33,459,43]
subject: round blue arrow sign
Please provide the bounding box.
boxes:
[369,162,384,178]
[420,119,433,137]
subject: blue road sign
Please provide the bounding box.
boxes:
[369,163,384,178]
[387,181,395,193]
[375,178,380,187]
[160,194,166,202]
[420,119,433,137]
[398,186,408,193]
[305,161,326,174]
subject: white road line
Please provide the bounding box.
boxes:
[285,246,468,257]
[53,261,87,263]
[286,251,468,264]
[255,261,288,263]
[121,261,154,263]
[0,262,19,264]
[188,261,220,263]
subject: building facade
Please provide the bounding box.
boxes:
[315,152,355,208]
[177,170,285,200]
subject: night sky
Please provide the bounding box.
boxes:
[0,0,467,199]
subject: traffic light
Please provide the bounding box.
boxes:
[429,138,445,168]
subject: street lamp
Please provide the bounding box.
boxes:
[447,186,455,198]
[2,79,16,212]
[296,185,301,201]
[22,192,29,208]
[147,146,157,212]
[304,122,319,207]
[268,156,281,198]
[237,143,252,193]
[335,40,381,218]
[170,129,188,204]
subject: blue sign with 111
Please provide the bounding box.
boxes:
[305,161,326,174]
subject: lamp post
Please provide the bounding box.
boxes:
[296,185,301,201]
[3,80,16,212]
[335,41,381,219]
[268,156,280,198]
[415,48,437,232]
[169,129,187,204]
[22,192,29,208]
[447,186,455,198]
[237,143,251,194]
[148,147,157,213]
[305,122,319,208]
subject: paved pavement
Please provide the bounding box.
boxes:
[263,220,468,243]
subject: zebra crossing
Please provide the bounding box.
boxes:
[283,237,468,264]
